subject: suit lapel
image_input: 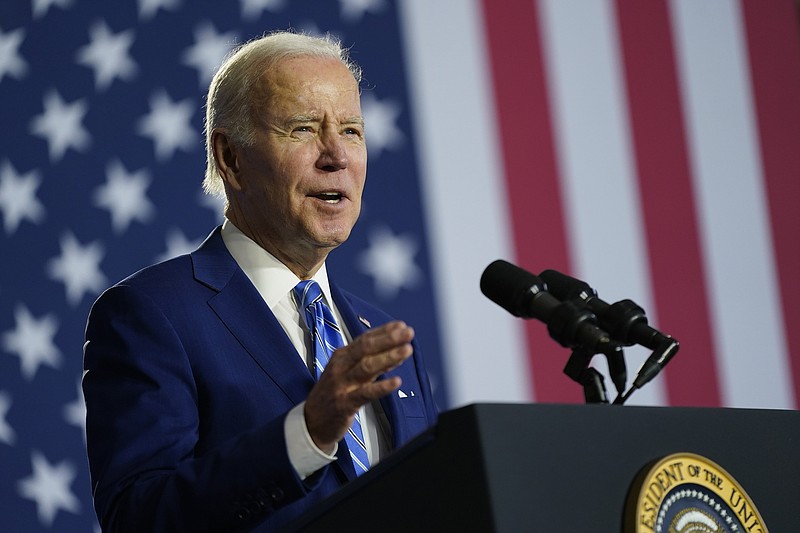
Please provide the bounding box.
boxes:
[330,283,369,343]
[191,227,314,406]
[192,231,405,481]
[331,283,406,451]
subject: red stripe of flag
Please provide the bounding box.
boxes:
[614,0,722,406]
[740,0,800,407]
[481,0,581,402]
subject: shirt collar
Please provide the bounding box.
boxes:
[220,219,334,310]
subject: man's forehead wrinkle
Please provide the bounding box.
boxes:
[249,59,363,132]
[285,113,364,124]
[264,83,359,109]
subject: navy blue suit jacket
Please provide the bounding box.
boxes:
[83,227,438,532]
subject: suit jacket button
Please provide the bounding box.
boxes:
[253,498,267,511]
[270,487,284,503]
[236,507,251,521]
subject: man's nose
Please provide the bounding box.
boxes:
[316,130,349,172]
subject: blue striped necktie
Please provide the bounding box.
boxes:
[293,279,370,476]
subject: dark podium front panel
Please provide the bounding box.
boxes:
[284,403,800,532]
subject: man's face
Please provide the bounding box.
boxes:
[226,55,367,273]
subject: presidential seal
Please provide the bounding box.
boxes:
[625,452,768,533]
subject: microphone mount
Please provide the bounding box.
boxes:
[538,269,680,405]
[613,336,680,405]
[563,344,626,404]
[480,260,626,404]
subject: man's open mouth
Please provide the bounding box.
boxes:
[312,192,343,203]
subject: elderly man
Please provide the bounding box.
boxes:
[83,31,438,532]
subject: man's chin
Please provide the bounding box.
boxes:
[310,220,357,248]
[312,233,350,251]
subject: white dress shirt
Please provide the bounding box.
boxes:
[220,220,390,479]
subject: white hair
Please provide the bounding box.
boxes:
[202,31,362,198]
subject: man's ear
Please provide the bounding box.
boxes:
[212,129,243,191]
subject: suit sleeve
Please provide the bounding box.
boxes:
[83,284,324,532]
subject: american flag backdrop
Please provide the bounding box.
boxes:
[1,0,798,530]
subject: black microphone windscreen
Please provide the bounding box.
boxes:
[480,260,542,318]
[539,269,594,301]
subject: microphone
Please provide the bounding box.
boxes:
[538,270,666,349]
[538,269,679,391]
[480,260,617,356]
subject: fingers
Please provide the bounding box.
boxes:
[333,321,414,382]
[305,375,403,450]
[304,321,414,449]
[303,376,402,450]
[350,375,403,405]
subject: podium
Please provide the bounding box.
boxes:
[284,403,800,531]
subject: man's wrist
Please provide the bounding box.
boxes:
[285,402,338,480]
